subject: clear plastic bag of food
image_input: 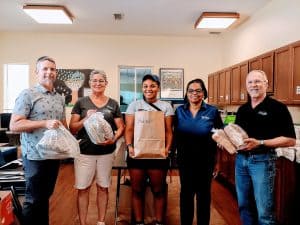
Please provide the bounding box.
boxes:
[36,125,80,159]
[83,112,114,144]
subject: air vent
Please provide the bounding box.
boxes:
[113,13,124,21]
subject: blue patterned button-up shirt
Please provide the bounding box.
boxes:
[12,84,66,160]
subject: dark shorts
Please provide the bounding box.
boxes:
[126,155,170,169]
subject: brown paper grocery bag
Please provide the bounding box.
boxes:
[133,111,166,159]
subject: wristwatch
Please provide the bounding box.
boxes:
[127,143,133,148]
[259,140,265,146]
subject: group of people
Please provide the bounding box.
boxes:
[9,56,296,225]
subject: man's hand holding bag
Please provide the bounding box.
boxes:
[132,111,166,159]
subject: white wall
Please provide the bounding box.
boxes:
[0,32,223,112]
[221,0,300,67]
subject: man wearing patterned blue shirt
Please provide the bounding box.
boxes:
[10,56,68,225]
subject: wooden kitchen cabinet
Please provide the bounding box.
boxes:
[208,73,218,105]
[213,73,219,105]
[249,51,274,93]
[240,62,248,104]
[218,69,231,105]
[274,45,292,104]
[290,40,300,104]
[214,148,236,188]
[231,61,248,104]
[208,74,218,105]
[231,65,240,104]
[207,39,300,106]
[208,74,214,104]
[275,157,297,225]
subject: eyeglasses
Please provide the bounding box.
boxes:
[90,79,106,84]
[187,88,203,94]
[247,79,266,85]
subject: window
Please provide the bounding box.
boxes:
[119,66,152,112]
[3,64,29,112]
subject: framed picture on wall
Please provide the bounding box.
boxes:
[159,68,184,99]
[55,69,93,106]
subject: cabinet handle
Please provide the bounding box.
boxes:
[240,93,244,100]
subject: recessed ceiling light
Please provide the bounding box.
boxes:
[194,12,239,29]
[23,5,73,24]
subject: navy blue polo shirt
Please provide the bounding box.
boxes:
[174,101,223,166]
[235,96,296,147]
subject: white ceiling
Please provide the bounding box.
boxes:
[0,0,271,37]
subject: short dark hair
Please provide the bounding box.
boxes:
[184,78,208,102]
[142,74,160,86]
[36,56,56,71]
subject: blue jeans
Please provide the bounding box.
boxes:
[22,157,60,225]
[235,152,277,225]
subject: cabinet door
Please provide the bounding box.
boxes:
[275,158,297,225]
[249,52,274,93]
[274,46,292,104]
[208,75,214,104]
[224,69,231,104]
[218,71,226,105]
[291,41,300,104]
[218,69,231,105]
[261,52,274,93]
[249,57,261,71]
[213,74,219,104]
[231,66,240,104]
[240,62,249,104]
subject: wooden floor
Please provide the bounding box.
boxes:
[48,163,241,225]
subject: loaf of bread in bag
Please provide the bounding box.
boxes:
[212,129,237,154]
[224,123,248,149]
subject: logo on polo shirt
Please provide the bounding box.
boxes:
[258,110,268,116]
[201,116,210,120]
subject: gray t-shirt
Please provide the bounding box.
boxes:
[126,99,174,116]
[71,96,122,155]
[13,84,66,160]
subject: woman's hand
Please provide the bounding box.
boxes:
[128,145,135,157]
[97,138,115,146]
[165,148,170,157]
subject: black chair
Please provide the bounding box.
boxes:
[0,113,12,143]
[10,185,23,224]
[0,113,12,130]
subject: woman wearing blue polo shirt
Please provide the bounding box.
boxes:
[174,78,223,225]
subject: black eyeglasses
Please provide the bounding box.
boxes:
[187,88,203,94]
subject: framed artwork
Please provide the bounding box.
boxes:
[159,68,184,99]
[55,69,93,105]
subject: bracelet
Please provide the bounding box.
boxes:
[127,143,133,148]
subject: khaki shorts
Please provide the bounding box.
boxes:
[74,153,114,189]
